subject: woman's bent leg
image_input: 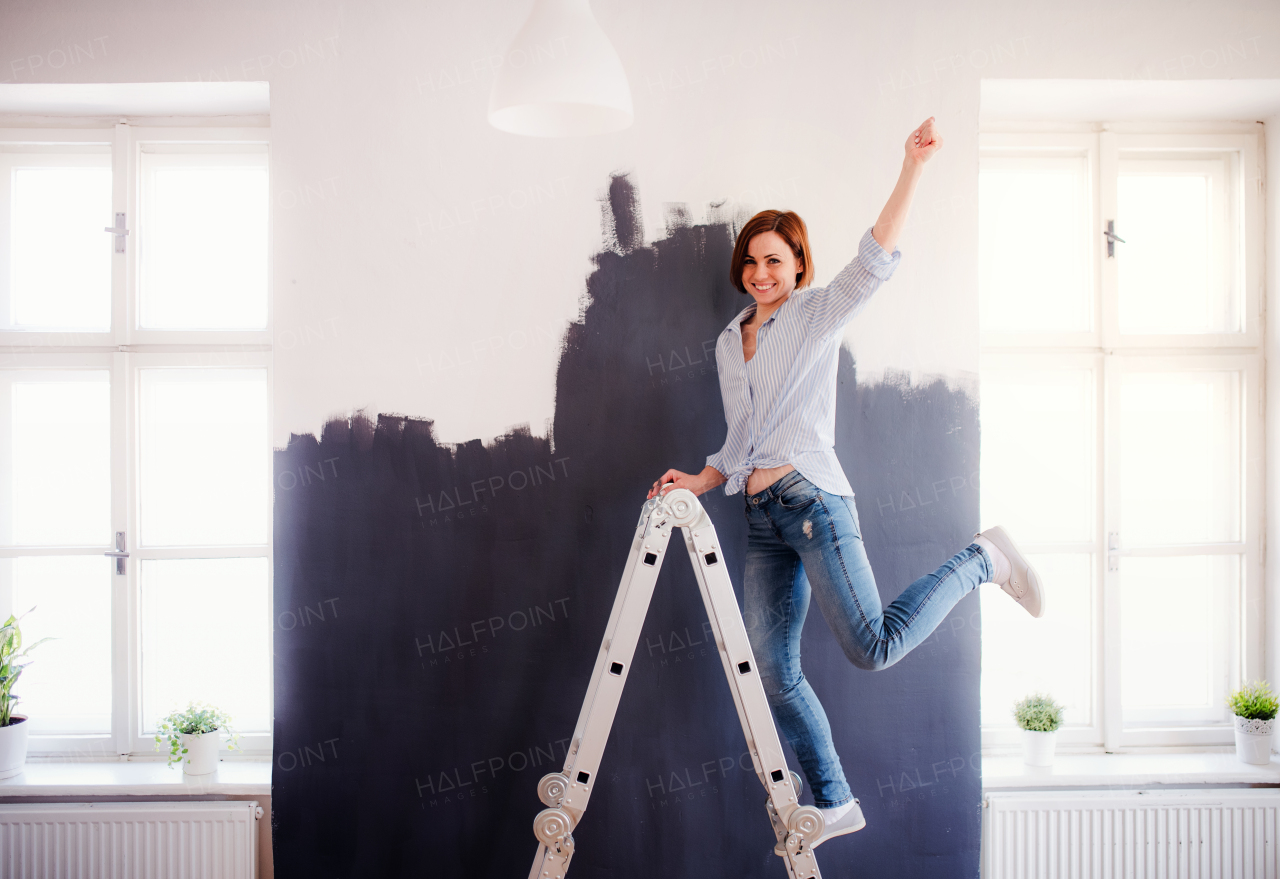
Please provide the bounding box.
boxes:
[770,486,993,671]
[743,506,854,808]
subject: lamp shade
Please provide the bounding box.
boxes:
[488,0,633,137]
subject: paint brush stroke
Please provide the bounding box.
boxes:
[272,174,980,878]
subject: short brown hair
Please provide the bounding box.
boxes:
[729,210,814,294]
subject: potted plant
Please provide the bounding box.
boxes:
[1014,693,1063,767]
[155,702,240,776]
[1227,681,1278,765]
[0,609,50,780]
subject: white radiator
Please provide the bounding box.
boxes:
[984,789,1280,878]
[0,800,260,879]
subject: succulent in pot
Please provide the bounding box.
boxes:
[1014,693,1063,767]
[1227,681,1278,766]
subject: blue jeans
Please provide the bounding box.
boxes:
[742,470,993,808]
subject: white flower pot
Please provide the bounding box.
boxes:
[1233,715,1275,765]
[180,729,223,776]
[1021,729,1057,767]
[0,715,29,780]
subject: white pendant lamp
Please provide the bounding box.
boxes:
[488,0,633,137]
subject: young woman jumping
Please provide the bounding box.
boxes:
[646,117,1044,852]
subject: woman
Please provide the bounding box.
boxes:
[646,117,1044,851]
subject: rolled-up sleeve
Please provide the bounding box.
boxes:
[705,448,732,478]
[804,227,901,335]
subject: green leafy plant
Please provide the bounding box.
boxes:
[0,608,51,727]
[154,702,240,768]
[1013,693,1064,733]
[1227,681,1279,721]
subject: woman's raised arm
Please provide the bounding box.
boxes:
[871,117,943,254]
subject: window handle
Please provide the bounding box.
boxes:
[1103,220,1126,258]
[104,212,129,253]
[104,531,129,574]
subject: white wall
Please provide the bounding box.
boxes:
[2,0,1277,450]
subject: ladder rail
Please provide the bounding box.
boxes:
[559,520,673,818]
[680,521,792,803]
[557,500,656,782]
[529,508,675,879]
[678,503,823,879]
[679,522,765,784]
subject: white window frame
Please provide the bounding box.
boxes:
[979,125,1264,752]
[0,122,273,759]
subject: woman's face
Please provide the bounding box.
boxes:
[742,230,802,311]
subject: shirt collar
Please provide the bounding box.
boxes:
[726,295,790,337]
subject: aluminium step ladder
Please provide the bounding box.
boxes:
[528,488,830,879]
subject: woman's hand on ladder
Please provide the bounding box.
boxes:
[647,465,726,499]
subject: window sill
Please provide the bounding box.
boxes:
[983,750,1280,791]
[0,760,271,798]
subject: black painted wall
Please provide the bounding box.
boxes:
[272,176,981,878]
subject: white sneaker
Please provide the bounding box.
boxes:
[976,525,1045,618]
[813,799,866,847]
[773,799,866,855]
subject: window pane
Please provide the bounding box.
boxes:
[139,155,268,329]
[1121,555,1235,724]
[6,374,111,546]
[10,166,112,330]
[979,158,1091,333]
[141,557,270,733]
[981,553,1093,728]
[4,556,112,734]
[981,367,1094,544]
[139,369,267,546]
[1118,161,1235,333]
[1119,370,1240,546]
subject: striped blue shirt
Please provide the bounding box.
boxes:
[706,228,901,496]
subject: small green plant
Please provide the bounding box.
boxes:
[0,608,51,727]
[1227,681,1279,721]
[1013,693,1064,732]
[154,702,240,768]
